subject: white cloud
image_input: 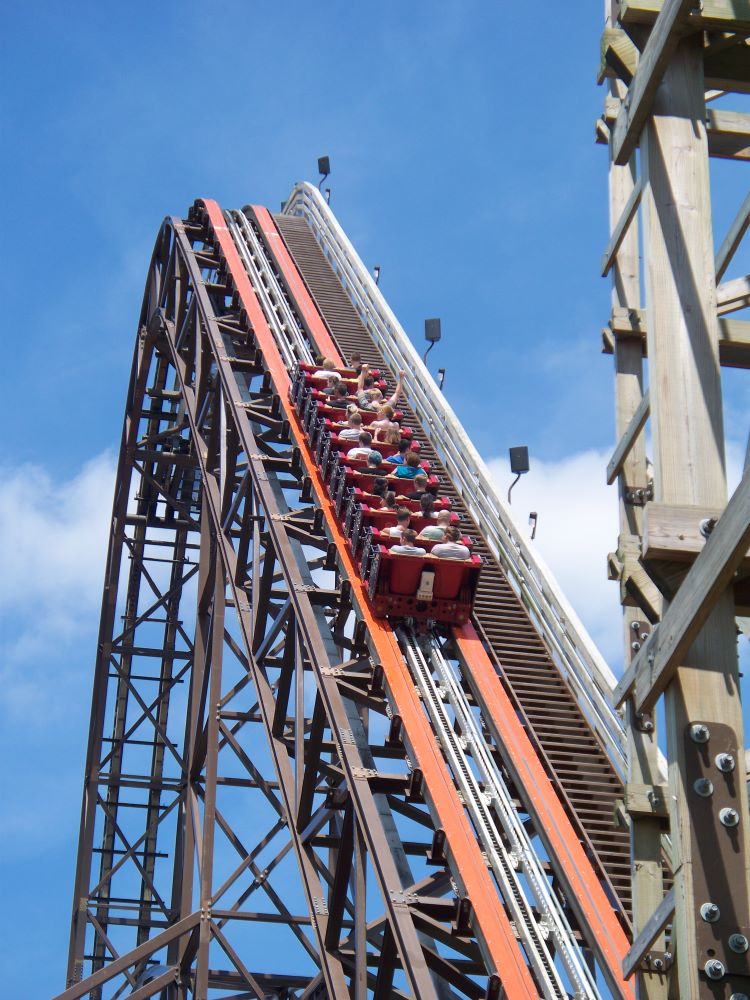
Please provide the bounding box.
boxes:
[0,452,116,716]
[0,452,118,865]
[0,452,115,611]
[486,448,624,670]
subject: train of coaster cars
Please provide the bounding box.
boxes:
[291,362,483,627]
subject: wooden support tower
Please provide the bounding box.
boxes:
[600,1,750,996]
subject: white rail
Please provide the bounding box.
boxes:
[400,629,600,1000]
[226,210,314,368]
[283,182,628,775]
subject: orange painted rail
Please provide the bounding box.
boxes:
[454,624,635,1000]
[250,205,343,364]
[245,201,637,998]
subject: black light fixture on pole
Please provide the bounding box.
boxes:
[373,265,381,286]
[317,156,330,191]
[507,446,530,503]
[423,318,441,364]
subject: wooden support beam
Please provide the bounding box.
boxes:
[598,30,750,95]
[624,782,670,818]
[614,464,750,711]
[620,0,750,31]
[643,502,721,560]
[609,305,647,340]
[705,107,750,160]
[717,272,750,313]
[602,96,750,156]
[600,8,750,992]
[602,177,644,276]
[611,0,695,165]
[704,36,750,95]
[637,38,750,994]
[605,85,668,995]
[642,501,750,564]
[715,190,750,281]
[605,307,750,367]
[596,117,612,145]
[599,27,639,84]
[737,578,750,614]
[608,541,664,621]
[622,889,675,979]
[606,390,650,484]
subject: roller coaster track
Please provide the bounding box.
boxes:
[268,196,635,917]
[59,192,639,1000]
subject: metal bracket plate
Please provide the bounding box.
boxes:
[685,721,750,986]
[389,889,418,906]
[351,767,378,780]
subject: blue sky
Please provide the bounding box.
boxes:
[1,3,749,997]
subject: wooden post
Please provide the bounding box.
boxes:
[607,60,669,997]
[641,34,750,998]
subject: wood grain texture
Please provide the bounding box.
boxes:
[623,468,750,712]
[638,36,748,997]
[715,190,750,279]
[607,389,650,484]
[606,71,668,998]
[612,0,694,165]
[642,501,725,561]
[620,0,750,31]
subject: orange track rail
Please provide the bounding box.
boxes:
[454,626,634,999]
[250,205,343,363]
[203,199,538,996]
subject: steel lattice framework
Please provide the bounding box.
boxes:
[63,211,490,999]
[57,189,641,1000]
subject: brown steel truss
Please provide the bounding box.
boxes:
[59,212,527,1000]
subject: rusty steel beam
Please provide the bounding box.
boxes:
[63,206,523,999]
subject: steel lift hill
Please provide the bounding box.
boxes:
[59,184,642,1000]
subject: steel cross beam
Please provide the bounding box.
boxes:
[62,211,538,999]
